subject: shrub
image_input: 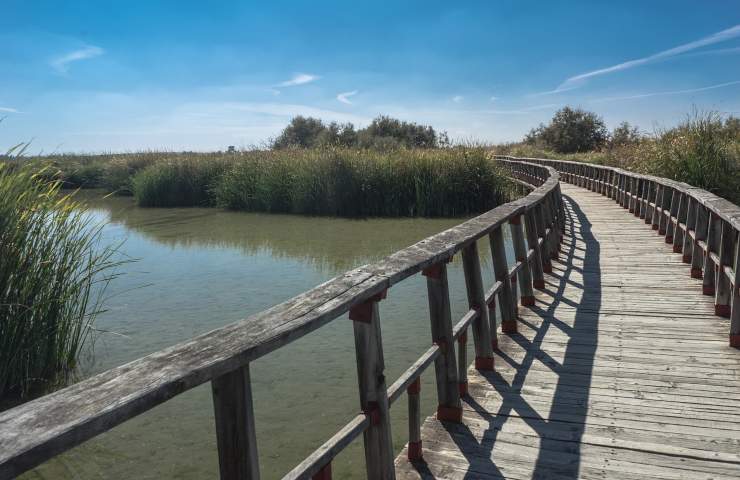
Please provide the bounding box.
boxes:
[526,106,609,153]
[132,157,229,207]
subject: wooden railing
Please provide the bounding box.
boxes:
[497,155,740,348]
[0,160,564,480]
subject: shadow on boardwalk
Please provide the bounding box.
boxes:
[419,195,601,479]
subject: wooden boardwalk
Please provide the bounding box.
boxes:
[395,183,740,479]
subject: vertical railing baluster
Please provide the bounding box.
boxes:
[651,184,663,230]
[666,189,679,244]
[349,292,395,480]
[691,205,709,279]
[462,243,496,369]
[658,186,672,236]
[730,235,740,347]
[683,197,697,264]
[212,364,261,480]
[406,378,422,461]
[423,262,462,423]
[457,329,468,396]
[673,192,687,254]
[702,213,720,296]
[715,221,734,318]
[491,226,517,334]
[510,214,535,307]
[524,208,546,290]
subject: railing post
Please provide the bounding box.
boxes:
[683,197,697,263]
[406,378,422,461]
[422,261,462,423]
[691,205,709,279]
[349,292,395,480]
[510,214,535,306]
[491,226,517,333]
[644,181,655,224]
[457,329,468,396]
[672,192,688,254]
[212,364,260,480]
[651,184,663,230]
[714,221,734,318]
[535,204,553,274]
[730,236,740,347]
[638,179,648,219]
[462,243,496,368]
[665,189,678,243]
[702,213,721,295]
[524,208,546,289]
[658,186,672,236]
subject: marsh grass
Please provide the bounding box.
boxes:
[130,147,511,216]
[0,162,121,400]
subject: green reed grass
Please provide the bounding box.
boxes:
[0,163,120,400]
[130,147,512,217]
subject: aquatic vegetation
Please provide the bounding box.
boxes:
[0,161,120,400]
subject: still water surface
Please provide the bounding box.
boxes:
[25,191,513,479]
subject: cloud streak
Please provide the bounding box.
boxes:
[337,90,358,104]
[276,73,320,87]
[0,107,19,113]
[553,24,740,92]
[590,80,740,103]
[50,45,104,73]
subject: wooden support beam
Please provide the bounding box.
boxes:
[510,215,535,307]
[691,205,709,279]
[462,243,495,370]
[406,378,422,461]
[524,209,546,290]
[350,294,395,480]
[423,262,462,423]
[702,213,720,295]
[715,221,734,318]
[491,226,517,334]
[211,364,260,480]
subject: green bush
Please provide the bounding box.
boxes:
[132,157,229,207]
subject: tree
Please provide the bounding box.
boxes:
[610,122,642,147]
[526,106,609,153]
[358,116,438,148]
[272,116,327,149]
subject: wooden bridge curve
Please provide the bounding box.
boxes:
[2,157,740,480]
[395,180,740,479]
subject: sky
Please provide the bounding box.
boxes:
[1,0,740,153]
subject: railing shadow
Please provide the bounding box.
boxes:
[418,193,601,478]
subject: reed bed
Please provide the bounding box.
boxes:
[0,163,120,400]
[40,147,513,217]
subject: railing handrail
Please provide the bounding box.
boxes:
[0,160,563,480]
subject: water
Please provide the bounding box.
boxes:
[23,191,513,480]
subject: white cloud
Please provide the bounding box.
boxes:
[490,96,498,102]
[0,107,19,113]
[50,45,104,73]
[276,73,320,87]
[452,95,464,103]
[590,80,740,103]
[337,90,358,104]
[551,24,740,93]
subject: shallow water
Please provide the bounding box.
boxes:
[23,191,514,480]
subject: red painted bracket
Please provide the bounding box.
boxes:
[475,356,495,371]
[651,224,659,230]
[508,215,521,225]
[702,285,715,296]
[521,295,535,306]
[665,236,673,244]
[491,337,498,350]
[501,320,518,334]
[363,402,381,425]
[487,297,496,310]
[690,268,703,279]
[312,463,332,480]
[407,377,421,395]
[407,441,423,461]
[673,244,682,253]
[434,339,448,355]
[543,261,553,274]
[422,257,453,279]
[458,330,468,345]
[731,334,740,348]
[682,254,691,264]
[436,405,462,423]
[533,279,546,290]
[658,229,666,235]
[715,304,731,318]
[458,381,468,397]
[349,289,388,323]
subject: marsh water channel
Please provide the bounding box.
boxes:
[23,190,516,479]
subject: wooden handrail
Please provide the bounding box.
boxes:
[496,155,740,350]
[0,160,563,480]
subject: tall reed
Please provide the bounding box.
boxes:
[0,162,120,400]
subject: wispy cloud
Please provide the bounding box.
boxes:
[276,73,320,88]
[490,96,498,102]
[549,24,740,93]
[337,90,358,104]
[0,107,19,113]
[590,80,740,103]
[452,95,464,103]
[50,45,104,73]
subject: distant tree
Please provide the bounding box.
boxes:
[316,122,357,147]
[272,116,327,149]
[526,106,609,153]
[610,122,642,147]
[358,116,439,148]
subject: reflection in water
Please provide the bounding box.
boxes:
[25,191,511,480]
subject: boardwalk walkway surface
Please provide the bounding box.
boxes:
[395,183,740,479]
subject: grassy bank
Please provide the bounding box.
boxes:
[496,112,740,204]
[35,147,514,217]
[0,163,120,400]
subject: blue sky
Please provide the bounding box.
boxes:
[1,0,739,153]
